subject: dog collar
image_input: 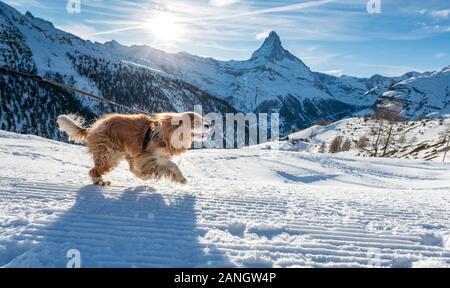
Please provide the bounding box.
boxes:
[142,126,153,151]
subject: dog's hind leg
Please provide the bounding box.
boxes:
[89,150,124,186]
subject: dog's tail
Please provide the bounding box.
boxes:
[57,115,88,143]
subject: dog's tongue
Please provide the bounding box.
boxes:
[194,133,206,141]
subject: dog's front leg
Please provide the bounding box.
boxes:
[158,159,187,184]
[129,154,187,184]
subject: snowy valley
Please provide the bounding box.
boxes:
[1,130,450,268]
[1,0,450,270]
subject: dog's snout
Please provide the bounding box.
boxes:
[204,123,210,129]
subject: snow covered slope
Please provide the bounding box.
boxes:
[1,130,450,268]
[267,116,450,162]
[377,66,450,119]
[0,1,234,140]
[315,72,419,107]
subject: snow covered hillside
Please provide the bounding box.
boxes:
[377,66,450,119]
[1,130,450,268]
[0,1,234,140]
[264,116,450,162]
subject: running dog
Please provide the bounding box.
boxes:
[57,112,210,186]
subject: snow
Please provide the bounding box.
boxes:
[3,0,450,136]
[1,130,449,268]
[260,117,450,162]
[379,67,450,119]
[121,32,329,113]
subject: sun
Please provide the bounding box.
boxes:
[144,13,183,44]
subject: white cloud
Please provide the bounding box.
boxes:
[205,0,337,20]
[323,69,344,75]
[430,9,450,19]
[434,52,447,59]
[303,46,319,52]
[417,9,428,15]
[209,0,240,7]
[418,9,450,19]
[83,0,344,43]
[256,29,272,40]
[3,0,44,8]
[354,63,415,77]
[55,22,107,42]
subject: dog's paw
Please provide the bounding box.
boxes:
[94,179,111,186]
[174,175,188,185]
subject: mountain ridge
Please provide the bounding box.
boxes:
[0,1,449,140]
[0,1,235,140]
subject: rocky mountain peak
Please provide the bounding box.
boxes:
[249,31,309,70]
[250,31,285,61]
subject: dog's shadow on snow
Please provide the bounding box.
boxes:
[7,185,229,268]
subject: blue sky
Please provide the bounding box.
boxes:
[5,0,450,77]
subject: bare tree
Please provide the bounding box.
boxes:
[309,130,317,141]
[382,123,394,156]
[372,122,383,157]
[329,136,343,153]
[315,119,331,126]
[398,134,407,146]
[357,135,370,150]
[373,107,405,157]
[318,142,327,153]
[341,138,352,151]
[443,130,450,162]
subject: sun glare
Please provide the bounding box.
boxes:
[145,13,183,44]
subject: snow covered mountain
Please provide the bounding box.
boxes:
[376,66,450,119]
[114,31,428,132]
[1,0,449,140]
[1,129,450,267]
[0,1,234,140]
[116,31,366,132]
[315,72,419,107]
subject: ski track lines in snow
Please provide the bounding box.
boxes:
[0,131,450,267]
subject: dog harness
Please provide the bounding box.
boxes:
[142,126,159,151]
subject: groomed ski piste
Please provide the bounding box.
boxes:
[0,130,449,268]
